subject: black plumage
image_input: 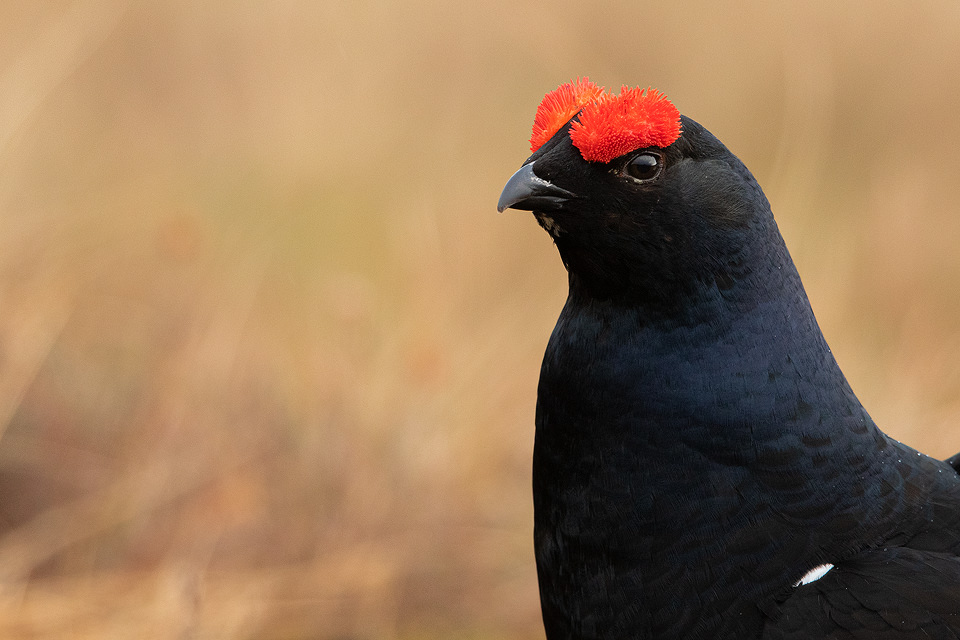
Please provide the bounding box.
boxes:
[499,100,960,638]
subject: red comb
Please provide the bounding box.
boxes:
[569,86,681,163]
[529,78,604,153]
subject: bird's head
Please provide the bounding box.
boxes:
[499,79,781,313]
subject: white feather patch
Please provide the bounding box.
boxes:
[536,214,562,237]
[793,563,835,587]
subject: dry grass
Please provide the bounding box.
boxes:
[0,1,959,638]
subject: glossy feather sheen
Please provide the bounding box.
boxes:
[511,110,960,639]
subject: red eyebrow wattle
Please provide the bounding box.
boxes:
[569,86,681,163]
[528,81,682,162]
[529,77,605,153]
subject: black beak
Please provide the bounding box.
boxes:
[497,163,576,213]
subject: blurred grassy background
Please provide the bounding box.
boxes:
[0,1,959,638]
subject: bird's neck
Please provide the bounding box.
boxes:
[554,250,853,430]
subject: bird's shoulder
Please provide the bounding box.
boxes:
[765,545,960,639]
[765,448,960,640]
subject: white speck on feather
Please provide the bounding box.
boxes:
[793,563,834,587]
[536,214,562,237]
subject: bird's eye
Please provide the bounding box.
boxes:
[625,153,662,182]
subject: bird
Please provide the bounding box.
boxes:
[497,78,960,639]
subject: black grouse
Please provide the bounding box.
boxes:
[497,78,960,639]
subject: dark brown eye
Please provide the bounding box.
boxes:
[625,153,661,181]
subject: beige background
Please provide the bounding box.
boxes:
[0,2,959,638]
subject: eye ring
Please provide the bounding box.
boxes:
[623,152,662,182]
